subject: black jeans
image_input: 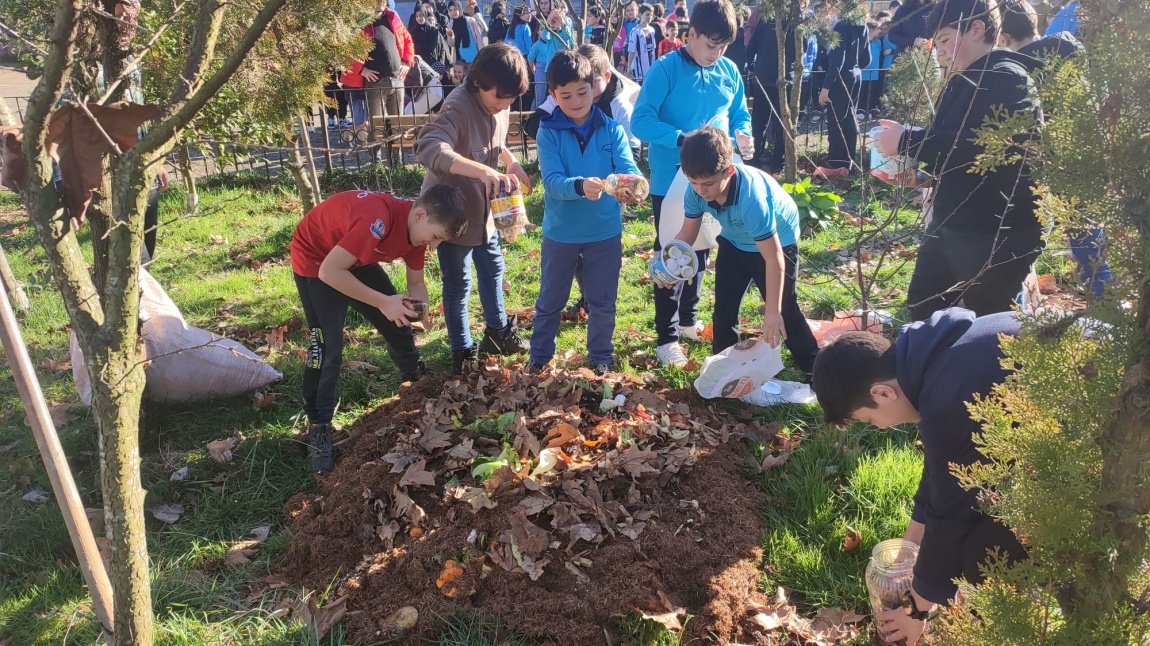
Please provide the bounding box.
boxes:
[750,76,788,173]
[825,74,860,170]
[294,265,419,425]
[652,194,709,346]
[907,226,1046,322]
[713,236,818,376]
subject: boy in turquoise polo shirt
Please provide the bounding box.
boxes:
[666,126,818,378]
[631,0,753,368]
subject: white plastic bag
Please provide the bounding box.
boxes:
[693,338,784,399]
[659,169,722,251]
[741,379,817,407]
[72,268,282,405]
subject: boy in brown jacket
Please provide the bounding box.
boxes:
[415,42,534,374]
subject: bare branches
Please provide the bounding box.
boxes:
[0,19,50,56]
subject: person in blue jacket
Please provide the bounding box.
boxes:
[631,0,752,368]
[1044,0,1078,35]
[528,50,643,375]
[812,308,1028,645]
[861,14,895,111]
[509,5,536,56]
[817,0,871,176]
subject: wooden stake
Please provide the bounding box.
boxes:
[298,114,322,202]
[0,245,115,636]
[0,240,30,310]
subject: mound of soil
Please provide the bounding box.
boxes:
[280,363,781,644]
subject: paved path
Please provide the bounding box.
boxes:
[1,64,36,123]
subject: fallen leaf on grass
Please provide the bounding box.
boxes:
[209,234,224,244]
[682,358,701,371]
[170,466,189,482]
[250,525,271,543]
[542,422,580,449]
[38,356,71,373]
[303,593,349,641]
[225,540,260,565]
[150,503,184,524]
[235,253,263,270]
[25,401,80,429]
[842,527,861,553]
[22,489,49,504]
[638,608,685,632]
[207,437,238,463]
[253,392,276,410]
[258,325,286,353]
[347,360,380,373]
[698,322,714,342]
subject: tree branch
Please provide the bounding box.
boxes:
[137,0,289,158]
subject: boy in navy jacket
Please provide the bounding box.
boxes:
[529,51,644,374]
[812,308,1028,644]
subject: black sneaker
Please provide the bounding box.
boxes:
[400,360,428,383]
[452,345,479,375]
[307,423,334,473]
[562,297,587,321]
[590,359,614,377]
[478,314,530,355]
[523,360,546,375]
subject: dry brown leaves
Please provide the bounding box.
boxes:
[38,356,71,373]
[207,435,241,463]
[24,401,81,429]
[748,588,867,645]
[1,103,161,228]
[357,363,739,591]
[842,527,861,553]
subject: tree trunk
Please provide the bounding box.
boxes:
[286,136,319,213]
[176,145,199,217]
[769,0,805,182]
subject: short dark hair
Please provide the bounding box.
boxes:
[415,184,470,239]
[674,6,687,18]
[689,0,737,44]
[654,3,665,15]
[577,43,613,76]
[999,0,1038,41]
[547,50,593,91]
[679,126,733,179]
[926,0,1000,45]
[589,6,603,18]
[811,332,897,425]
[639,2,653,15]
[468,41,530,97]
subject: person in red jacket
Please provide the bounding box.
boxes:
[291,185,468,473]
[363,0,416,140]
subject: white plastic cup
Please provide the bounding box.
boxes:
[868,126,914,184]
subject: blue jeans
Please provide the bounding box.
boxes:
[530,235,621,365]
[533,66,548,110]
[349,89,368,126]
[437,233,509,352]
[1069,227,1111,298]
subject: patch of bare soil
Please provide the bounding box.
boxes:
[280,362,781,645]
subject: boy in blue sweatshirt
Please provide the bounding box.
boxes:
[631,0,753,368]
[529,50,643,375]
[665,127,818,378]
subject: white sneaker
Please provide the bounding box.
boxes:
[678,323,705,342]
[656,342,688,368]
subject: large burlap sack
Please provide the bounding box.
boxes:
[658,169,722,251]
[72,268,281,404]
[693,337,784,399]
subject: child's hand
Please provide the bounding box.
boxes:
[583,177,604,201]
[761,311,787,348]
[379,293,416,327]
[874,119,906,158]
[508,161,533,195]
[481,167,521,197]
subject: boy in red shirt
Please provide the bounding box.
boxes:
[657,20,682,56]
[290,184,467,472]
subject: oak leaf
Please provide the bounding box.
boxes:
[225,540,260,565]
[399,459,436,488]
[207,437,238,463]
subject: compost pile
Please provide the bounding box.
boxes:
[281,362,781,644]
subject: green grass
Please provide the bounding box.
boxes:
[0,165,1081,644]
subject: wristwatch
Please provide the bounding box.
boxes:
[903,590,932,620]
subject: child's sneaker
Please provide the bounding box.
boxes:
[591,359,614,376]
[523,360,547,375]
[479,314,530,355]
[678,323,705,342]
[307,423,334,473]
[656,342,688,368]
[451,346,479,375]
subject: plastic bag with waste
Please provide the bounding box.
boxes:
[740,379,817,407]
[693,338,784,399]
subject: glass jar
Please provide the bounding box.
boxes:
[866,538,919,645]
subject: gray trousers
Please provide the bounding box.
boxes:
[365,75,404,140]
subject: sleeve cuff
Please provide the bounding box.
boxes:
[753,231,777,242]
[912,576,957,606]
[684,212,703,219]
[575,179,586,196]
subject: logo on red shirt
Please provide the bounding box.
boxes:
[370,218,386,240]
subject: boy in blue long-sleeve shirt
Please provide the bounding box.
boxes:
[529,50,644,375]
[631,0,752,368]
